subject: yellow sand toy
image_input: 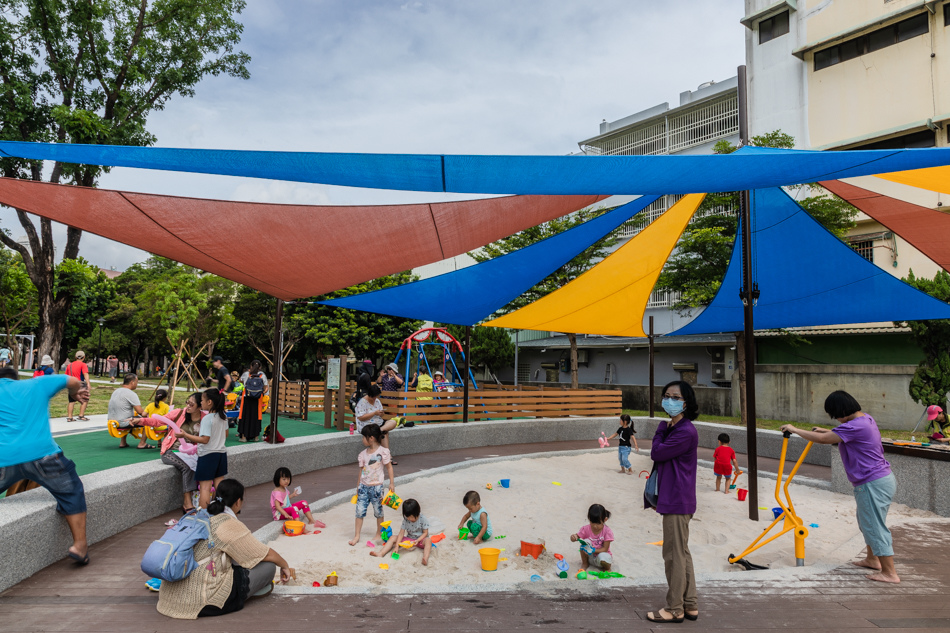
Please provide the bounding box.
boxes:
[728,430,814,569]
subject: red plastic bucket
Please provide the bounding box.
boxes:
[737,488,748,501]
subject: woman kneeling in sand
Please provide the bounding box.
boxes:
[782,390,899,584]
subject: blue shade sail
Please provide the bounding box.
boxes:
[671,187,950,335]
[4,141,950,194]
[318,196,661,325]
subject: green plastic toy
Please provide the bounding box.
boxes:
[494,535,506,540]
[575,570,588,580]
[391,552,400,560]
[458,527,470,540]
[587,571,624,579]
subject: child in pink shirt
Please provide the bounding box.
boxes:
[570,504,615,571]
[270,467,325,530]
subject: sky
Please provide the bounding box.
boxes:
[0,0,746,271]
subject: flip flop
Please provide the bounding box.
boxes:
[66,418,76,422]
[136,445,156,450]
[685,611,699,621]
[67,551,90,566]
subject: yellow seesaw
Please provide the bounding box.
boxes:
[729,430,814,569]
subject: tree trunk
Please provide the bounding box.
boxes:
[567,332,579,389]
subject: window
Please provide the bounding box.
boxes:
[759,10,790,44]
[850,240,874,263]
[851,129,935,151]
[945,3,950,27]
[814,12,929,71]
[516,362,530,384]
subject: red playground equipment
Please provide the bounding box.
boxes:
[393,327,477,392]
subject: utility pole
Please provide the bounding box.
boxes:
[738,64,759,522]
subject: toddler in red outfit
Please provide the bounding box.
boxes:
[713,433,738,494]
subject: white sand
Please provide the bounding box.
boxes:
[270,451,935,593]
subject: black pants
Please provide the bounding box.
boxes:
[238,396,262,440]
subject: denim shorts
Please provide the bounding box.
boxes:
[0,452,86,515]
[195,452,228,483]
[853,472,896,557]
[356,483,384,519]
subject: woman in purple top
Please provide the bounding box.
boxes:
[782,390,899,584]
[646,380,700,624]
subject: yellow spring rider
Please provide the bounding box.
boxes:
[107,392,268,442]
[728,430,814,570]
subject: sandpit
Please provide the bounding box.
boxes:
[266,450,936,593]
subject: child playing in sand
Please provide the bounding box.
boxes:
[370,498,433,565]
[570,504,614,571]
[348,423,395,546]
[713,432,739,493]
[605,413,640,474]
[270,467,326,531]
[458,490,493,544]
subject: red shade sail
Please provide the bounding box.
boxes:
[820,180,950,274]
[0,177,605,299]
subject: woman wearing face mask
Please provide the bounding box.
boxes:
[645,380,700,624]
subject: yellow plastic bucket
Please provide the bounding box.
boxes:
[283,520,305,536]
[479,547,501,572]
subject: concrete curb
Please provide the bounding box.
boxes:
[0,416,826,592]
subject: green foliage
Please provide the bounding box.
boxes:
[899,270,950,407]
[290,272,424,364]
[61,263,117,354]
[0,247,37,363]
[655,130,858,310]
[440,325,515,374]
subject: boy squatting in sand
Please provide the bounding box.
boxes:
[371,498,433,565]
[457,490,493,544]
[348,424,395,546]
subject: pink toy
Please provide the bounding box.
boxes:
[598,432,609,448]
[366,540,375,547]
[153,414,198,455]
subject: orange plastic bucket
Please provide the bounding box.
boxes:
[520,538,545,559]
[283,520,305,536]
[479,547,500,571]
[737,488,748,501]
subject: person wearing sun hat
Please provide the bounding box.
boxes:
[926,405,950,443]
[38,354,56,376]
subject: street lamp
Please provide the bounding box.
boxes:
[96,317,105,377]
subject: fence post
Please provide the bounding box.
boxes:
[334,354,347,431]
[323,374,332,429]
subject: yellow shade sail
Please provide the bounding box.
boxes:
[876,166,950,194]
[482,193,706,337]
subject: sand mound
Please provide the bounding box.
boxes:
[268,451,935,593]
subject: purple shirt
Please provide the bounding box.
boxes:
[646,418,698,515]
[833,414,891,486]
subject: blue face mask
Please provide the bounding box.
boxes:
[662,398,685,417]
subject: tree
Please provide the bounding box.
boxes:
[0,0,251,365]
[291,272,424,365]
[61,262,117,362]
[655,131,858,310]
[0,245,37,366]
[471,205,616,388]
[440,324,514,381]
[899,270,950,408]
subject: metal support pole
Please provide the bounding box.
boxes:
[268,298,283,445]
[462,325,471,423]
[513,330,519,387]
[738,64,759,522]
[648,316,655,418]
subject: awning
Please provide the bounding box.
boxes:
[6,140,950,194]
[316,196,660,324]
[875,165,950,195]
[821,179,950,273]
[670,187,950,335]
[0,177,604,300]
[483,194,705,336]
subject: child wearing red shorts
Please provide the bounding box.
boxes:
[270,467,326,530]
[713,433,739,494]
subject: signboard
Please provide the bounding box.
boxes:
[327,357,341,390]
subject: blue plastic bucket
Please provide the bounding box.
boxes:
[500,479,510,488]
[772,507,784,520]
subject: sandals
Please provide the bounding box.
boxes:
[646,609,684,624]
[66,417,76,422]
[77,416,90,421]
[685,611,699,621]
[67,550,90,566]
[136,444,156,450]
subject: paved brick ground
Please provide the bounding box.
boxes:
[4,440,946,632]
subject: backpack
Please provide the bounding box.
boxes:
[244,372,267,398]
[141,508,214,582]
[33,369,45,378]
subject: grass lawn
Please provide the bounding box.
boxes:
[622,409,921,442]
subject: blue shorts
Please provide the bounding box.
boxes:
[0,452,86,515]
[195,452,228,483]
[356,483,384,519]
[853,472,896,557]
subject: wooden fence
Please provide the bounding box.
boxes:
[278,380,621,428]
